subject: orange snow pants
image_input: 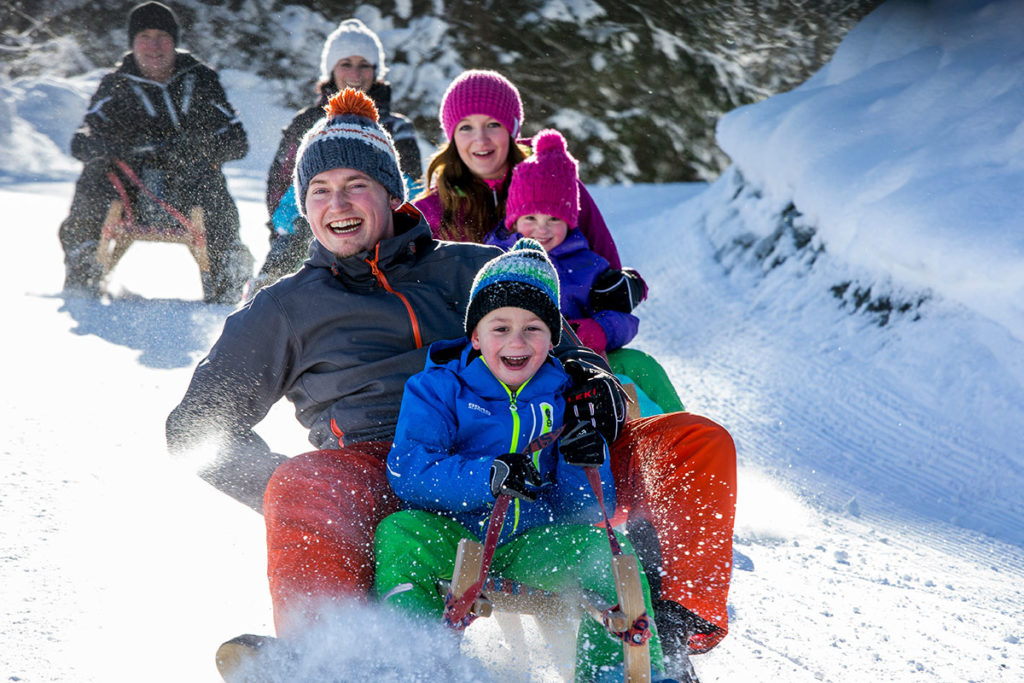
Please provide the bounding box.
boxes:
[611,413,736,651]
[263,414,736,645]
[263,442,399,637]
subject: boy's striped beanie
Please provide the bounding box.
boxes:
[465,238,561,343]
[294,88,406,216]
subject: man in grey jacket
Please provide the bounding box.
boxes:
[167,88,737,670]
[166,86,613,632]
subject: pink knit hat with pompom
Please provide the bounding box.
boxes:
[439,70,523,140]
[505,129,580,228]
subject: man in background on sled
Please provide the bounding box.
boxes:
[58,1,252,303]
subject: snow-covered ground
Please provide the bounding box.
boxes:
[2,0,1023,681]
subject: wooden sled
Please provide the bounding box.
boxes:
[445,537,652,682]
[96,199,209,274]
[95,159,212,297]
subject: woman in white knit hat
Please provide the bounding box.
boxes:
[249,18,424,295]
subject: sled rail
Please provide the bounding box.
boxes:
[95,159,212,297]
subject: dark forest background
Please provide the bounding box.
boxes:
[2,0,884,182]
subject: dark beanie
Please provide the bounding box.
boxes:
[293,88,406,217]
[128,2,180,46]
[465,238,562,344]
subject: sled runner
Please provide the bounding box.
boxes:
[95,158,213,298]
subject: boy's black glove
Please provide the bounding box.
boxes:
[490,452,542,501]
[590,267,646,313]
[559,420,607,467]
[562,358,627,446]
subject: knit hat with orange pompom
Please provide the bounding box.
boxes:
[293,88,406,216]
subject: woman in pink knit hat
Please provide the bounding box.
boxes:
[413,69,643,313]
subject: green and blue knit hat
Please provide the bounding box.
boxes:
[465,238,561,343]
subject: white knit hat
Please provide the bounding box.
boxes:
[319,18,388,82]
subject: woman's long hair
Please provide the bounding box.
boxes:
[418,137,530,243]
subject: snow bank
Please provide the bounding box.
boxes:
[716,0,1024,342]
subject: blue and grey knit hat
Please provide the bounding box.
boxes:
[465,238,562,343]
[293,88,406,217]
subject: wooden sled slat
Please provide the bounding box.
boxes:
[96,200,210,281]
[612,553,651,683]
[622,382,642,421]
[450,538,492,618]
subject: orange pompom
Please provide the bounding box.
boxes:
[324,87,380,122]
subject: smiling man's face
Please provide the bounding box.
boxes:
[304,168,399,258]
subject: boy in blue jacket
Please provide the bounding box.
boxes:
[375,238,664,681]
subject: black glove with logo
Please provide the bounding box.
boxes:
[562,358,627,447]
[589,267,646,313]
[489,452,542,501]
[559,419,607,467]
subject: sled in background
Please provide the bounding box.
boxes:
[95,158,213,300]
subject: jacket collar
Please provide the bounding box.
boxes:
[426,337,569,401]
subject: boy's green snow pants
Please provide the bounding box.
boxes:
[374,509,663,681]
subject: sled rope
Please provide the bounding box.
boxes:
[108,158,204,242]
[442,427,564,629]
[584,466,624,555]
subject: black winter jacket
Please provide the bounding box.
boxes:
[71,51,247,172]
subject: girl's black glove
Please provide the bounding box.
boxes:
[590,267,645,313]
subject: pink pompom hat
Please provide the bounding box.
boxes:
[505,128,580,229]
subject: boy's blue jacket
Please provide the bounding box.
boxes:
[387,337,616,543]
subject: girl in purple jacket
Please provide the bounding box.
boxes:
[414,70,644,306]
[485,129,643,356]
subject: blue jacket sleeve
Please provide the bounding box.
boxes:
[387,370,496,513]
[549,441,616,524]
